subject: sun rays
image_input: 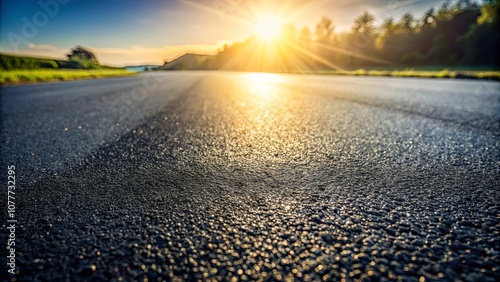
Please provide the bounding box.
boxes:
[254,15,282,41]
[180,0,393,74]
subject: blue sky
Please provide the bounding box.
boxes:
[1,0,447,66]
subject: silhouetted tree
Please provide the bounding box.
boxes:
[315,16,334,43]
[421,8,437,26]
[66,46,98,63]
[299,27,312,43]
[375,18,395,51]
[381,17,396,35]
[437,0,452,20]
[400,13,417,33]
[462,0,500,65]
[353,11,375,35]
[281,23,297,42]
[350,11,377,66]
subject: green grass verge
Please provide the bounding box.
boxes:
[0,69,137,85]
[307,68,500,81]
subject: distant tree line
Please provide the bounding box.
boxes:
[207,0,499,71]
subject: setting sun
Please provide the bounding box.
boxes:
[254,16,282,41]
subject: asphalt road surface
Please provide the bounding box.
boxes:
[1,72,499,281]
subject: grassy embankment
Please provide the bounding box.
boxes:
[0,53,137,84]
[309,67,500,81]
[0,69,137,84]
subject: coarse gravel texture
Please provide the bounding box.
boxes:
[1,73,499,281]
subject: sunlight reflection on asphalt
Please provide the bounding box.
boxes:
[5,72,500,281]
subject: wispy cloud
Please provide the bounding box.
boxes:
[2,43,222,66]
[92,44,222,65]
[2,42,66,59]
[27,43,63,52]
[386,0,420,11]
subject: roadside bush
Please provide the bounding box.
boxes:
[0,55,60,70]
[64,58,101,69]
[38,60,59,69]
[401,52,427,65]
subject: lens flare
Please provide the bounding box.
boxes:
[255,16,281,41]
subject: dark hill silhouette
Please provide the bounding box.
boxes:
[157,53,214,70]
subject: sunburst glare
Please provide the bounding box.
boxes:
[254,15,282,41]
